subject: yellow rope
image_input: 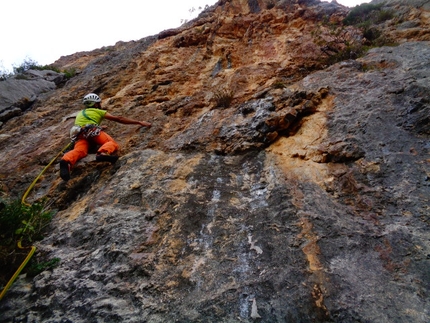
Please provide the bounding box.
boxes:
[1,141,71,300]
[0,241,36,301]
[22,141,72,206]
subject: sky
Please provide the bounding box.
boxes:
[0,0,369,73]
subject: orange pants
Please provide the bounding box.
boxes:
[62,131,119,167]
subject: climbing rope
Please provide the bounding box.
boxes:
[22,141,72,206]
[0,241,36,301]
[1,141,72,301]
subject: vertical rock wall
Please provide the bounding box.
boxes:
[0,1,429,322]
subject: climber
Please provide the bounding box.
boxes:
[59,93,151,181]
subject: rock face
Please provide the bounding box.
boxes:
[0,0,429,322]
[0,69,65,125]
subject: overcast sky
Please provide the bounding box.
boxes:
[0,0,369,73]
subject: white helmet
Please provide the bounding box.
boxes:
[83,93,101,107]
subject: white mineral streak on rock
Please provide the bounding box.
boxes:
[251,298,262,319]
[248,234,263,254]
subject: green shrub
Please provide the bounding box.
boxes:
[0,197,54,246]
[10,58,76,81]
[0,196,57,286]
[344,3,393,26]
[312,2,396,67]
[63,67,77,79]
[12,58,39,74]
[375,9,395,24]
[13,59,58,73]
[272,81,287,89]
[14,74,29,80]
[0,64,12,81]
[26,257,60,277]
[322,43,367,65]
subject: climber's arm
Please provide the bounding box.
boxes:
[105,113,151,127]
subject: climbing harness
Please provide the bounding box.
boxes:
[69,109,103,141]
[0,141,72,301]
[69,124,102,141]
[70,124,103,142]
[82,125,102,138]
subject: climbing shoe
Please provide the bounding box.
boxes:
[59,160,71,181]
[96,153,119,164]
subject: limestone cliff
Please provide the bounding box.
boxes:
[0,0,429,322]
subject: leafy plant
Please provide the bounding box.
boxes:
[5,57,76,81]
[0,74,9,81]
[0,197,54,246]
[63,67,77,79]
[322,42,367,65]
[272,81,286,89]
[14,74,29,80]
[312,2,396,67]
[312,22,364,65]
[214,89,234,108]
[0,60,12,80]
[26,257,60,277]
[12,57,40,74]
[343,3,393,26]
[0,196,57,287]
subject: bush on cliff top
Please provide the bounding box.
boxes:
[343,3,394,26]
[1,57,76,81]
[313,2,396,67]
